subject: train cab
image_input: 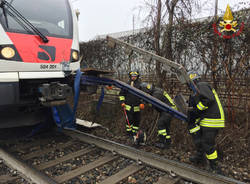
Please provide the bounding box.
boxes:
[0,0,80,127]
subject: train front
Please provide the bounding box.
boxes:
[0,0,80,128]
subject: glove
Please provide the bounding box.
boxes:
[139,104,145,110]
[106,85,113,90]
[121,103,125,108]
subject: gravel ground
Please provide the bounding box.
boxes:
[75,99,249,183]
[68,157,135,184]
[0,159,31,184]
[118,166,166,184]
[89,127,249,183]
[44,148,106,177]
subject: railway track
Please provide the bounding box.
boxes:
[0,128,245,184]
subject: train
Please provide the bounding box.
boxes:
[0,0,81,128]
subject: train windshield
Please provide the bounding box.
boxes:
[0,0,73,38]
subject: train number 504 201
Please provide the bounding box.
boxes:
[40,64,57,69]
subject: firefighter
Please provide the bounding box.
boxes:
[187,71,225,173]
[140,83,177,149]
[119,71,144,140]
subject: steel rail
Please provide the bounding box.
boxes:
[0,147,58,184]
[64,129,245,184]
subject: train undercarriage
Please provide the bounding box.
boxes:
[0,77,74,128]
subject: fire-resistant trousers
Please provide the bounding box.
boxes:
[158,112,172,137]
[192,126,219,159]
[126,110,141,135]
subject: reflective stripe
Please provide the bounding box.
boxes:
[200,89,225,128]
[125,105,131,111]
[163,91,177,110]
[133,126,139,130]
[126,125,132,131]
[126,124,132,129]
[119,96,125,101]
[132,129,138,133]
[172,105,177,110]
[166,135,171,139]
[189,125,200,134]
[134,106,140,112]
[195,118,201,124]
[158,129,167,136]
[197,101,208,111]
[125,105,140,112]
[206,150,218,160]
[200,120,225,127]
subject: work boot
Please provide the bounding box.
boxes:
[133,130,146,146]
[155,136,170,149]
[189,152,205,164]
[165,138,171,148]
[126,131,134,140]
[209,159,222,174]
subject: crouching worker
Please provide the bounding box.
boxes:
[140,83,177,149]
[187,71,225,173]
[119,71,145,144]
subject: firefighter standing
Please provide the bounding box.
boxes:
[119,71,144,139]
[187,71,225,173]
[140,83,177,149]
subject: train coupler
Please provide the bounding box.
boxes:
[39,82,72,106]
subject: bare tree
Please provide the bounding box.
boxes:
[143,0,198,86]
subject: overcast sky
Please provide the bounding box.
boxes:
[71,0,249,42]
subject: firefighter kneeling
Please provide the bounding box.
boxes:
[187,71,225,173]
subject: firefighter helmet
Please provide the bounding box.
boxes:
[140,82,154,95]
[129,71,139,78]
[187,71,200,81]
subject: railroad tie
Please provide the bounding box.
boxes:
[54,154,119,183]
[99,163,144,184]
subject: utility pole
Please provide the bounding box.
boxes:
[215,0,218,21]
[133,15,135,35]
[212,0,219,90]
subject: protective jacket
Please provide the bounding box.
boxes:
[119,79,142,112]
[189,81,225,131]
[151,87,177,111]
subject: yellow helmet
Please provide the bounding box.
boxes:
[140,82,153,94]
[187,71,200,81]
[129,71,139,78]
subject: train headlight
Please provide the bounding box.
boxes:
[1,47,15,59]
[72,51,79,61]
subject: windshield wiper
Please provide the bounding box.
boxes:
[0,0,49,43]
[0,0,9,28]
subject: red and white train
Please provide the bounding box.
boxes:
[0,0,80,128]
